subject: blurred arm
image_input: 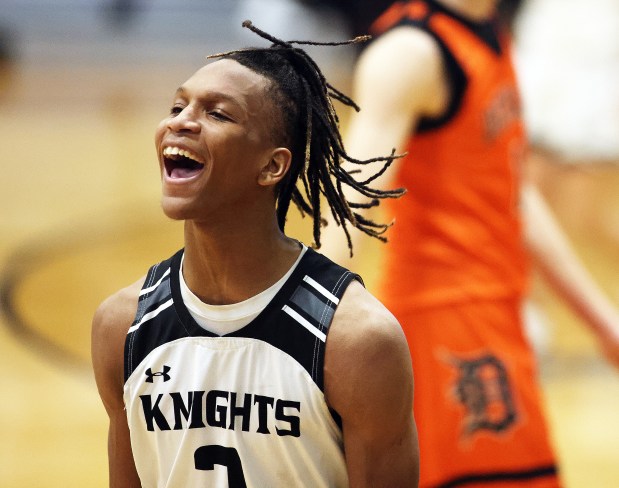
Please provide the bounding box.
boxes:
[320,26,448,266]
[522,183,619,368]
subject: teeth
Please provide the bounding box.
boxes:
[179,149,197,160]
[163,146,203,164]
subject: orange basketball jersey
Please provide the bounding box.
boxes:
[373,1,529,312]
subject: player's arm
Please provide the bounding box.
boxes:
[325,280,420,487]
[320,25,448,264]
[91,279,145,488]
[522,183,619,367]
[345,25,448,170]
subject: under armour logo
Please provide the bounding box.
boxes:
[145,365,171,383]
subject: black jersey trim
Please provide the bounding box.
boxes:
[129,266,173,333]
[437,464,558,488]
[425,0,502,54]
[282,305,328,342]
[138,266,170,298]
[413,25,467,133]
[291,282,336,326]
[133,261,172,326]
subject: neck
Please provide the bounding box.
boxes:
[181,213,301,305]
[436,0,497,21]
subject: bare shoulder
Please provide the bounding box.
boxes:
[331,279,405,346]
[371,24,440,55]
[325,280,413,414]
[324,280,417,483]
[355,25,447,121]
[91,277,145,412]
[360,24,443,80]
[92,277,144,342]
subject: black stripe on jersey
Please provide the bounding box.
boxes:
[437,464,558,487]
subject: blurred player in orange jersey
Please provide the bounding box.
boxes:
[321,1,619,486]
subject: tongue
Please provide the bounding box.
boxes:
[170,167,201,179]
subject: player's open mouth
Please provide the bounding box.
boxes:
[163,146,205,179]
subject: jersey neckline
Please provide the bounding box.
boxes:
[169,246,317,339]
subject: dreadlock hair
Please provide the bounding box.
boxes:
[208,20,405,256]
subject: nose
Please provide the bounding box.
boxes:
[167,106,200,133]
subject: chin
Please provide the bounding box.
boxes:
[160,196,195,221]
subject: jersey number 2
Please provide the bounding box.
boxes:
[194,445,247,488]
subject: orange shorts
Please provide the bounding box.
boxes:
[387,298,562,488]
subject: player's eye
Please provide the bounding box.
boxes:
[209,111,232,122]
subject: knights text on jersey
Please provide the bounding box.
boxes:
[123,248,358,487]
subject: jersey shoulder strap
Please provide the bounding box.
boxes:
[124,250,181,383]
[231,247,361,392]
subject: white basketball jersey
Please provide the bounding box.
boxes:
[124,248,359,487]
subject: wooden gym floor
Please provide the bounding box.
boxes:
[1,13,619,487]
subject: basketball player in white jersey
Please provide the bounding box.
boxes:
[92,22,419,487]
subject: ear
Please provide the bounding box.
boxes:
[257,147,292,187]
